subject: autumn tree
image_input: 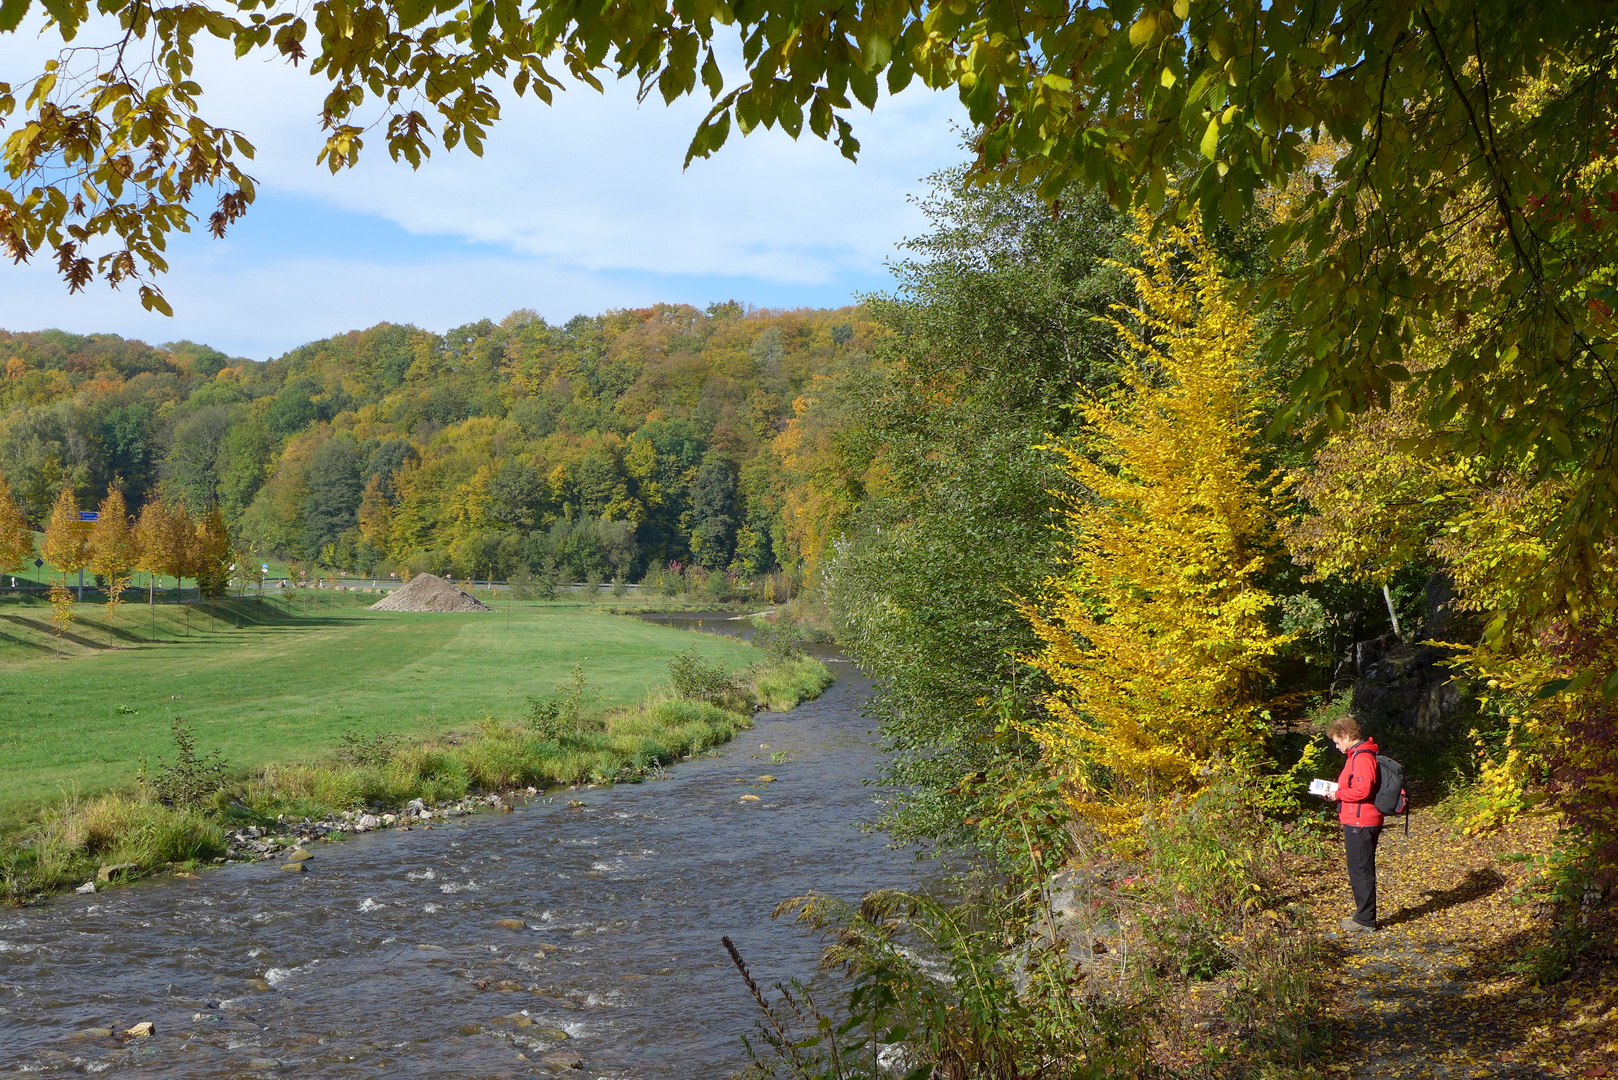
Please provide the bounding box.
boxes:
[87,488,140,620]
[42,487,89,587]
[42,487,88,648]
[143,500,199,602]
[133,499,172,609]
[195,506,234,599]
[0,468,33,578]
[1021,219,1293,834]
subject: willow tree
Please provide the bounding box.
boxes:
[1022,219,1292,834]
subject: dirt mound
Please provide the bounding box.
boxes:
[370,573,494,613]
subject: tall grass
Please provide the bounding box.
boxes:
[0,794,226,899]
[244,696,751,818]
[747,655,836,712]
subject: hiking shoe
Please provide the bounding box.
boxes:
[1340,918,1378,933]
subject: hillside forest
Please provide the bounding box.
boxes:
[0,300,867,588]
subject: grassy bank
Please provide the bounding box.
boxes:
[0,591,765,826]
[1,693,764,900]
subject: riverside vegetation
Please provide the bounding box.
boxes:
[716,174,1617,1077]
[0,594,832,901]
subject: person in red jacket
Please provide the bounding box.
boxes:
[1324,714,1384,932]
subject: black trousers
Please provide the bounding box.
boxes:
[1343,824,1383,926]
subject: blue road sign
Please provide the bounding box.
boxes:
[78,511,98,522]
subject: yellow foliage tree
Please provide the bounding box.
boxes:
[88,488,140,620]
[160,501,199,600]
[43,487,89,581]
[0,468,33,576]
[42,487,89,648]
[195,506,233,598]
[1021,219,1294,834]
[133,499,171,604]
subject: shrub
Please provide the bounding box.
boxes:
[669,647,735,703]
[752,617,805,664]
[511,565,559,601]
[337,729,400,768]
[525,664,599,738]
[141,719,230,806]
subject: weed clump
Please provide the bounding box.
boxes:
[140,719,231,806]
[524,664,600,738]
[337,729,401,769]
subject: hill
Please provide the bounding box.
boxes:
[0,303,868,583]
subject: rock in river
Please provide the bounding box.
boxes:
[541,1050,585,1069]
[495,918,526,930]
[124,1021,155,1037]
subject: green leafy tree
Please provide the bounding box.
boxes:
[807,177,1133,845]
[301,435,363,559]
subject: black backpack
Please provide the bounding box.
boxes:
[1352,746,1410,834]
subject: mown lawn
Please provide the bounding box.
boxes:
[0,592,760,827]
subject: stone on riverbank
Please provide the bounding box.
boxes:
[97,862,136,883]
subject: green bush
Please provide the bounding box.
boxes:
[669,647,735,703]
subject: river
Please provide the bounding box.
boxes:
[0,614,921,1077]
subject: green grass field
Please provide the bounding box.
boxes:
[0,591,761,827]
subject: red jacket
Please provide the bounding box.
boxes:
[1334,738,1384,827]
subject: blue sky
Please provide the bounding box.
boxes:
[0,21,969,359]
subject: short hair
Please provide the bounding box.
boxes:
[1326,714,1363,742]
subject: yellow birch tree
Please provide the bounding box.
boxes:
[1021,219,1294,835]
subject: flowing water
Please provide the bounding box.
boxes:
[0,614,920,1077]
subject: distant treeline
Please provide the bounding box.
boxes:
[0,303,867,582]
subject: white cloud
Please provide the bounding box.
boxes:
[0,17,969,355]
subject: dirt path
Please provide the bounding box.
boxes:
[1295,810,1617,1079]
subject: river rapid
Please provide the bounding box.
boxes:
[0,614,921,1078]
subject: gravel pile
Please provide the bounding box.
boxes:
[370,573,494,612]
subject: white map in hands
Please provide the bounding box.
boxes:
[1309,778,1339,798]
